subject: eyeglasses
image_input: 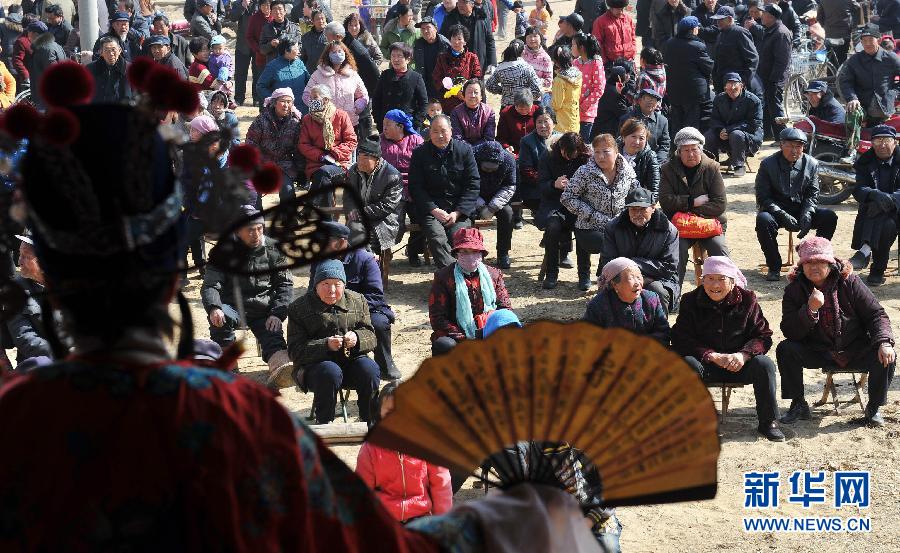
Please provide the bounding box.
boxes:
[872,137,895,145]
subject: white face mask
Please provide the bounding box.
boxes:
[457,252,482,273]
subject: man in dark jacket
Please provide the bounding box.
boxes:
[804,80,846,123]
[228,0,258,105]
[876,0,900,37]
[201,208,293,379]
[849,125,900,285]
[373,43,429,132]
[711,6,759,91]
[755,128,838,280]
[840,23,900,125]
[693,0,721,55]
[651,0,690,48]
[770,0,801,44]
[817,0,857,64]
[299,7,327,73]
[439,0,496,70]
[44,4,73,49]
[190,0,223,41]
[87,36,133,103]
[663,16,714,135]
[600,187,680,312]
[147,34,188,80]
[30,27,66,107]
[574,0,608,35]
[260,0,302,66]
[144,14,193,68]
[705,72,763,176]
[619,89,671,163]
[92,11,142,63]
[341,140,404,255]
[1,234,52,368]
[184,0,226,22]
[473,140,517,268]
[408,114,481,268]
[757,4,792,140]
[413,16,449,100]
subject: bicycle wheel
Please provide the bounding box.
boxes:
[814,151,854,205]
[13,88,32,106]
[784,75,810,118]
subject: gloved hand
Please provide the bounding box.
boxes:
[796,212,813,239]
[774,210,799,231]
[353,97,368,114]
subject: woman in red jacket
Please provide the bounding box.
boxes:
[298,83,357,197]
[357,382,453,523]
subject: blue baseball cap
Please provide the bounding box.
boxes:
[724,72,742,83]
[146,34,171,46]
[779,127,808,143]
[26,21,48,33]
[871,125,897,139]
[804,80,828,93]
[710,6,735,19]
[678,15,700,31]
[111,11,131,22]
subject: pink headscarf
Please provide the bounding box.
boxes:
[598,257,640,289]
[264,87,295,107]
[189,115,218,135]
[701,256,747,288]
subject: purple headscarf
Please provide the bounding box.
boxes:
[701,256,747,288]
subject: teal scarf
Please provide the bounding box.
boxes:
[454,262,497,339]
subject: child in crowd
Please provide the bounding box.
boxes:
[356,382,453,523]
[550,46,582,134]
[512,1,527,38]
[208,34,236,106]
[522,26,553,89]
[529,0,552,37]
[629,47,666,109]
[420,98,443,139]
[207,90,240,151]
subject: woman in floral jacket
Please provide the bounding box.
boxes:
[561,134,638,290]
[485,40,542,108]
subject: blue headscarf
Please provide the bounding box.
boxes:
[385,109,416,135]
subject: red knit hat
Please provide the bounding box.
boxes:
[797,236,836,265]
[451,227,488,256]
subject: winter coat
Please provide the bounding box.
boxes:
[382,132,425,198]
[853,147,900,206]
[712,24,759,90]
[189,60,216,89]
[246,105,303,179]
[439,5,496,70]
[256,56,311,111]
[286,288,376,373]
[1,277,51,363]
[428,263,511,342]
[433,50,482,113]
[0,63,14,108]
[201,236,293,320]
[302,64,369,127]
[575,0,609,34]
[584,289,670,346]
[839,47,900,121]
[409,138,481,218]
[341,160,404,250]
[817,0,858,38]
[757,21,793,88]
[651,0,689,46]
[573,57,606,123]
[246,9,272,68]
[0,14,23,73]
[343,35,381,94]
[356,443,452,522]
[518,130,558,201]
[86,57,132,104]
[159,52,189,81]
[535,151,588,228]
[662,33,713,105]
[190,12,221,42]
[594,69,632,136]
[48,20,73,50]
[618,140,660,197]
[636,0,653,39]
[808,89,846,124]
[473,140,517,212]
[184,0,226,21]
[30,32,66,105]
[599,208,680,298]
[227,0,253,56]
[551,67,583,134]
[260,19,301,65]
[592,10,637,66]
[781,263,894,363]
[692,2,720,56]
[142,33,193,68]
[659,154,728,227]
[413,33,450,98]
[496,104,536,154]
[672,286,773,361]
[619,105,670,163]
[755,151,820,218]
[450,102,496,146]
[298,108,358,179]
[877,0,900,35]
[380,18,419,60]
[372,69,429,131]
[777,0,802,43]
[562,155,638,230]
[486,59,542,108]
[522,45,553,89]
[12,35,31,83]
[309,249,393,319]
[709,89,764,146]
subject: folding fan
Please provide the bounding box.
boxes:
[367,321,720,508]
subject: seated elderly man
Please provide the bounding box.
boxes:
[600,187,680,313]
[340,139,403,255]
[288,259,380,424]
[473,140,517,269]
[428,228,512,356]
[1,234,52,370]
[848,125,900,286]
[704,72,763,177]
[307,222,400,381]
[659,127,729,297]
[804,80,845,124]
[777,237,895,428]
[755,127,837,281]
[671,256,784,441]
[201,207,293,386]
[584,257,670,345]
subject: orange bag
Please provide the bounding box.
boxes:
[671,212,723,239]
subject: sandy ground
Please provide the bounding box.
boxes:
[37,2,900,551]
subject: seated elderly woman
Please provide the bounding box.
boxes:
[428,228,512,356]
[561,133,638,292]
[450,79,496,147]
[671,256,784,442]
[473,140,517,269]
[659,126,729,296]
[496,90,538,155]
[777,237,896,428]
[381,109,426,266]
[298,84,358,199]
[583,257,670,345]
[287,259,381,425]
[245,87,303,202]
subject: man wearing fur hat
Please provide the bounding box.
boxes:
[755,128,837,281]
[201,206,294,387]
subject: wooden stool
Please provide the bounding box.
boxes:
[759,231,795,272]
[691,243,708,286]
[378,248,392,286]
[706,382,747,424]
[813,367,868,414]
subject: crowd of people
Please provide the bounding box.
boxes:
[1,0,899,550]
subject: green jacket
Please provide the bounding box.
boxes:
[286,288,376,369]
[380,19,419,60]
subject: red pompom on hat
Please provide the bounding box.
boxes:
[251,162,282,194]
[144,65,182,106]
[2,103,41,140]
[169,81,200,114]
[39,62,94,108]
[229,144,261,172]
[127,57,156,91]
[40,109,81,146]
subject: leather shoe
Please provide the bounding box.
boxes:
[849,250,871,270]
[559,253,574,269]
[758,421,786,442]
[732,165,746,177]
[497,254,511,269]
[779,400,811,424]
[578,277,592,291]
[765,268,781,281]
[382,364,402,381]
[513,219,524,230]
[542,275,558,289]
[866,407,885,427]
[867,271,886,287]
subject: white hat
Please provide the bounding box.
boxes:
[674,126,705,147]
